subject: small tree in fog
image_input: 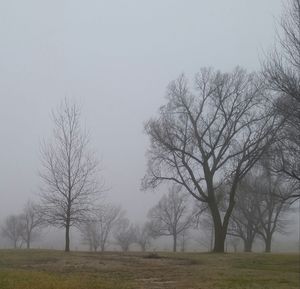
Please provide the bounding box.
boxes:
[227,236,240,253]
[133,223,152,252]
[228,174,259,252]
[20,201,43,249]
[39,99,104,252]
[254,163,292,253]
[147,185,193,252]
[80,204,123,252]
[1,215,24,248]
[114,218,135,252]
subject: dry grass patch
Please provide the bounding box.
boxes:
[0,250,299,289]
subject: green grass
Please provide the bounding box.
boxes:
[0,250,299,289]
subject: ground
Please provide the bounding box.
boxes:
[0,250,299,289]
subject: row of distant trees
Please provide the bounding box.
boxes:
[1,168,292,253]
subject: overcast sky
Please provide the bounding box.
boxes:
[0,0,285,225]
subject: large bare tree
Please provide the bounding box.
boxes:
[39,99,103,252]
[142,68,279,252]
[147,185,193,252]
[264,0,300,201]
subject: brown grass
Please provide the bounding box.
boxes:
[0,250,299,289]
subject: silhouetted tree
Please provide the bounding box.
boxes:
[20,201,43,249]
[142,68,279,252]
[1,215,23,248]
[147,185,193,252]
[39,99,104,252]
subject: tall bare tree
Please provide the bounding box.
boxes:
[142,68,279,252]
[20,200,43,249]
[1,215,24,249]
[264,0,300,201]
[80,204,123,252]
[39,99,104,252]
[147,185,193,252]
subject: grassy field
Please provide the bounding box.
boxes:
[0,250,299,289]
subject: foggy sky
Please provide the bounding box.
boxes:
[0,0,287,227]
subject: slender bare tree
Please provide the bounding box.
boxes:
[80,204,123,252]
[39,99,104,252]
[20,200,43,249]
[1,215,24,249]
[147,185,193,252]
[142,68,279,252]
[263,0,300,201]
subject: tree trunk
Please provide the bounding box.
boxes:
[265,236,272,253]
[27,233,30,249]
[244,240,252,252]
[65,223,70,252]
[213,226,226,253]
[210,203,226,253]
[173,234,177,252]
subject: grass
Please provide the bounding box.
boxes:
[0,250,299,289]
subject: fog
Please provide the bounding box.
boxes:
[0,0,298,251]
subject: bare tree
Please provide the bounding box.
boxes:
[263,0,300,201]
[80,221,99,251]
[142,68,279,252]
[39,99,104,252]
[20,200,43,249]
[1,215,24,249]
[228,174,259,252]
[133,223,152,252]
[114,218,135,252]
[254,164,292,253]
[147,185,193,252]
[80,204,123,252]
[178,230,189,252]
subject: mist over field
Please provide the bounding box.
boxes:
[0,0,299,255]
